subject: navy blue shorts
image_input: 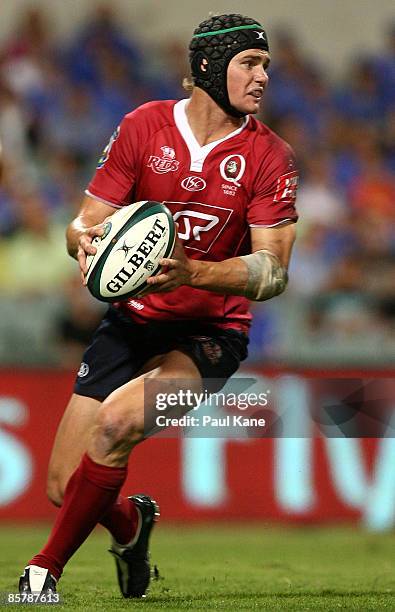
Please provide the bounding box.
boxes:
[74,307,248,399]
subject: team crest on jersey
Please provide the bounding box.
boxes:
[226,160,238,176]
[147,146,180,174]
[219,154,246,194]
[97,126,120,169]
[199,339,223,365]
[191,336,222,364]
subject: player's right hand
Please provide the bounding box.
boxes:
[77,223,106,284]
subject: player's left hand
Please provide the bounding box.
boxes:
[140,237,195,295]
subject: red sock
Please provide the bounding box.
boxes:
[99,495,139,544]
[29,453,127,580]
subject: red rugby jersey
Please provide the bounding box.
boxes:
[86,99,298,331]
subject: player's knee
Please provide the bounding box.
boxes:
[46,476,64,508]
[94,401,145,453]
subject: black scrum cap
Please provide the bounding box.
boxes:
[189,14,269,117]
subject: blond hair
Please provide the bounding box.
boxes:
[182,76,194,92]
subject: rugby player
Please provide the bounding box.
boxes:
[19,13,298,597]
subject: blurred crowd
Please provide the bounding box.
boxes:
[0,5,394,367]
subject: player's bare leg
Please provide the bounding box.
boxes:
[47,350,199,500]
[46,393,146,578]
[47,395,101,507]
[86,350,201,467]
[20,350,202,597]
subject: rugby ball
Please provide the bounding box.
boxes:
[85,200,176,302]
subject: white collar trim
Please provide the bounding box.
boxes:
[173,99,249,172]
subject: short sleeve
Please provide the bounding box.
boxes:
[85,114,137,208]
[248,141,299,227]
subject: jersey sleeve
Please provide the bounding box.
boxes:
[248,141,299,227]
[85,113,138,208]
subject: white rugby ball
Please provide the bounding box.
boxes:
[85,200,176,302]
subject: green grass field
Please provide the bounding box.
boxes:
[0,525,394,611]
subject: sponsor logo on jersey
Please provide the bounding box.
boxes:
[181,176,207,192]
[219,154,246,189]
[274,170,298,203]
[128,299,144,310]
[173,210,219,242]
[77,362,90,378]
[97,126,120,169]
[164,201,233,254]
[147,146,180,174]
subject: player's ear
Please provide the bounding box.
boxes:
[191,51,211,78]
[200,57,209,73]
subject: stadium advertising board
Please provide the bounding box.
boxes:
[0,370,394,530]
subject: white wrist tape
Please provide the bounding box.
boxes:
[239,249,288,301]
